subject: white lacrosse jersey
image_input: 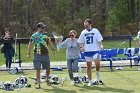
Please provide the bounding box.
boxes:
[78,28,103,52]
[137,31,140,40]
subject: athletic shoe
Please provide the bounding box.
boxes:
[87,81,92,86]
[35,84,41,89]
[46,80,51,86]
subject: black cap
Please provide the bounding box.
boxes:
[37,22,46,28]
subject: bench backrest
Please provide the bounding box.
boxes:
[79,48,140,61]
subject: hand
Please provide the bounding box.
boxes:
[100,45,104,50]
[5,33,10,38]
[80,47,84,52]
[55,39,59,44]
[52,50,55,56]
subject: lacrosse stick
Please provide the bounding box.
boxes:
[13,33,17,67]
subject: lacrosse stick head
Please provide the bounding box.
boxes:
[52,31,63,43]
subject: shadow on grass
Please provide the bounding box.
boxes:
[42,86,76,93]
[75,85,134,93]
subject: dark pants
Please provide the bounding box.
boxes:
[4,48,14,68]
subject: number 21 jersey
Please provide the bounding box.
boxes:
[78,28,103,52]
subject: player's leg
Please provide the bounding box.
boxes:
[42,54,51,86]
[8,48,13,68]
[73,58,79,72]
[4,50,9,69]
[94,54,104,84]
[85,56,93,86]
[33,55,41,89]
[67,59,74,85]
[36,69,41,89]
[94,58,101,80]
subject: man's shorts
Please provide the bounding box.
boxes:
[84,51,101,62]
[33,54,50,70]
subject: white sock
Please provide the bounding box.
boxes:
[96,71,101,81]
[88,80,92,83]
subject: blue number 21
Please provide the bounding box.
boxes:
[86,36,93,44]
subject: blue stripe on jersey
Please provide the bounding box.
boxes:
[84,51,99,57]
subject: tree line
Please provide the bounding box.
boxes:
[0,0,140,37]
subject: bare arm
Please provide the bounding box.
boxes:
[48,40,55,55]
[79,43,84,52]
[48,40,55,51]
[27,41,32,57]
[98,41,103,50]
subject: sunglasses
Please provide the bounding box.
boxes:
[69,35,74,37]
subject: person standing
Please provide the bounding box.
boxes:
[56,30,80,85]
[1,28,15,70]
[27,22,55,89]
[78,19,104,86]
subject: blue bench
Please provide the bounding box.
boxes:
[79,48,140,71]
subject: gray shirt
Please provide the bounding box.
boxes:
[58,38,80,59]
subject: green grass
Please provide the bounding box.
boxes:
[0,40,138,66]
[0,44,66,66]
[0,68,140,93]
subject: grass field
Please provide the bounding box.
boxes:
[0,68,140,93]
[0,40,140,93]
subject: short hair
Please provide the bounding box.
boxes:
[5,28,10,31]
[69,30,77,35]
[85,19,92,24]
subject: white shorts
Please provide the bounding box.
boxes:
[85,53,101,62]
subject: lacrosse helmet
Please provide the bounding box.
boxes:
[40,72,46,79]
[51,76,59,82]
[73,76,79,83]
[15,76,27,85]
[3,81,14,91]
[82,75,88,83]
[8,67,18,74]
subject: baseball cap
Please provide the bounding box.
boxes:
[37,22,46,28]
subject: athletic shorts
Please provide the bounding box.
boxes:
[33,54,50,70]
[85,53,101,62]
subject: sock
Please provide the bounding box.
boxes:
[96,71,101,81]
[88,80,92,83]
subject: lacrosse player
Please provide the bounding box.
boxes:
[78,19,104,86]
[27,22,55,89]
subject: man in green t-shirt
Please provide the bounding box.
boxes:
[27,22,55,89]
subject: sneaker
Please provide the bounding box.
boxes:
[35,84,41,89]
[87,81,92,86]
[46,80,51,86]
[70,81,75,85]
